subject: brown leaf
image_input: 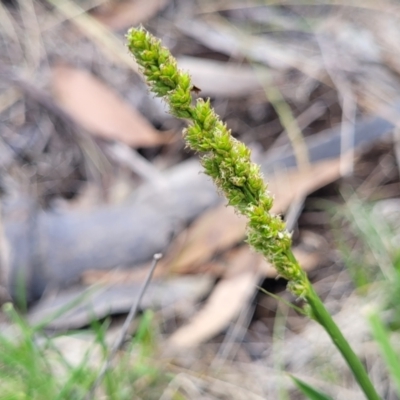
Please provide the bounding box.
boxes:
[93,0,170,31]
[167,248,261,348]
[51,64,165,147]
[167,206,247,274]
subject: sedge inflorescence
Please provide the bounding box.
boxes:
[126,27,308,297]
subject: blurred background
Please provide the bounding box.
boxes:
[1,0,400,399]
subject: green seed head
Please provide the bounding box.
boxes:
[126,26,309,299]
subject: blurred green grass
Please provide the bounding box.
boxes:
[0,306,170,400]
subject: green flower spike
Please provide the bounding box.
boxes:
[127,26,308,298]
[126,27,382,400]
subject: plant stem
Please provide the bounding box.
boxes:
[305,283,381,400]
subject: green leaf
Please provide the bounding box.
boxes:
[291,375,334,400]
[368,309,400,397]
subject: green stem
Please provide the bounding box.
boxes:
[305,283,381,400]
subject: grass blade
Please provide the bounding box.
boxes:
[368,309,400,397]
[291,375,334,400]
